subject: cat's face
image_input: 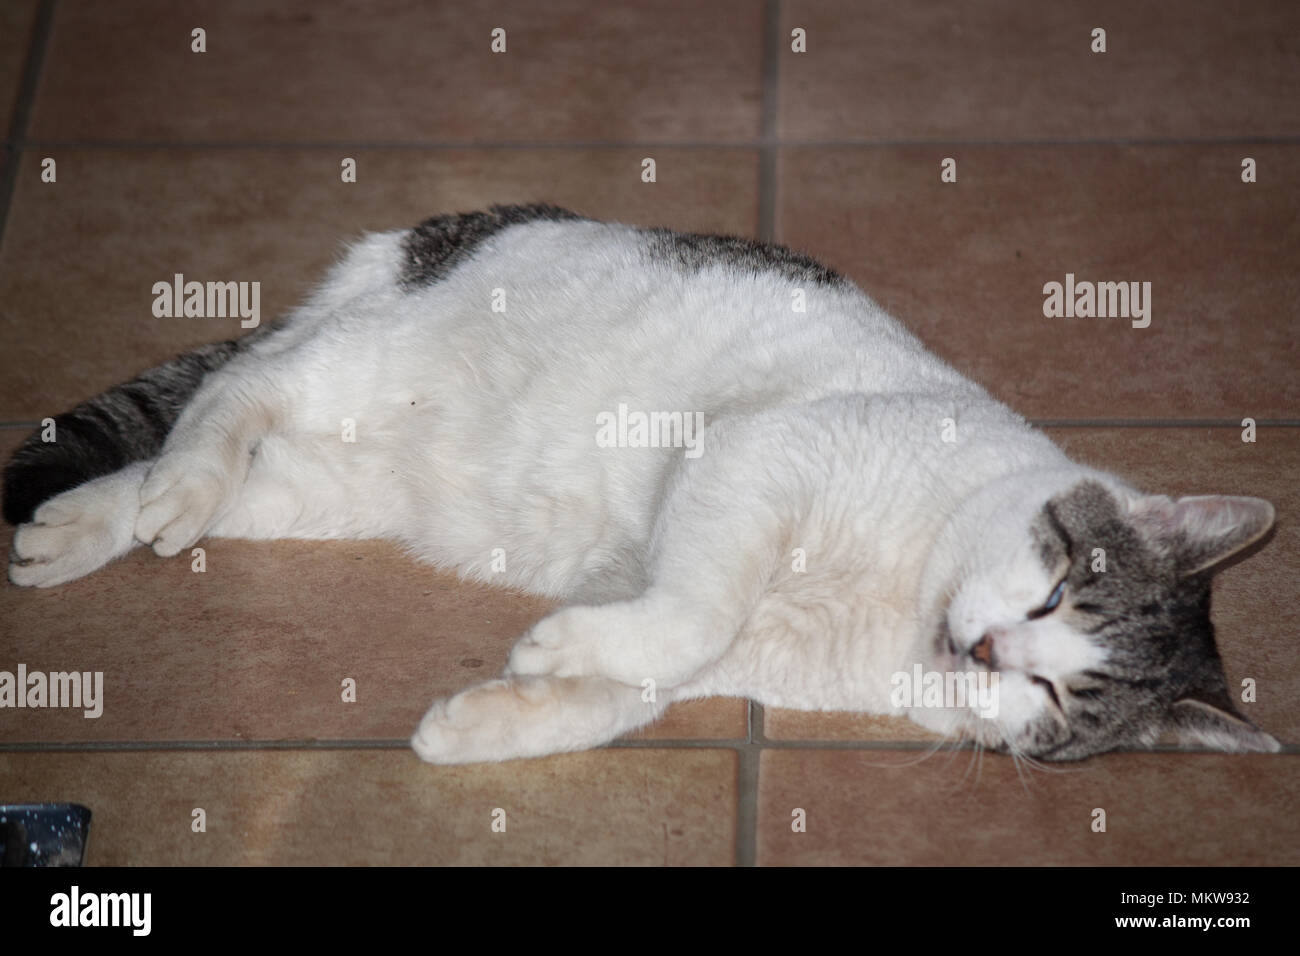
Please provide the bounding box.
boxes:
[931,480,1277,760]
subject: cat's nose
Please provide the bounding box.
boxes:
[971,632,996,666]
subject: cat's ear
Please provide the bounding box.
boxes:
[1166,695,1281,753]
[1128,494,1275,576]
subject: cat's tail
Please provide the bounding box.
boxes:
[2,339,243,525]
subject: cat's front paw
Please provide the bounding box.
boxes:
[411,676,640,764]
[134,455,228,557]
[410,697,463,763]
[410,679,538,764]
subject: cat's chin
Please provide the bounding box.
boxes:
[901,670,1072,759]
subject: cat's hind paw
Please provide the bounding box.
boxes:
[134,455,228,557]
[9,471,142,587]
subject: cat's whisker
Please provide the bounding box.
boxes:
[935,723,977,790]
[950,739,982,793]
[1012,749,1085,776]
[860,734,952,770]
[1009,748,1033,796]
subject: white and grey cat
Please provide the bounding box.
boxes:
[5,204,1280,762]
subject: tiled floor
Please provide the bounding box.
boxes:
[1,1,1297,866]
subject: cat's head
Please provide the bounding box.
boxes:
[931,478,1278,760]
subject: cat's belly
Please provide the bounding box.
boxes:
[388,410,674,598]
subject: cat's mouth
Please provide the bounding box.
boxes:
[930,616,1078,756]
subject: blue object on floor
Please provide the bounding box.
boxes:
[0,804,92,866]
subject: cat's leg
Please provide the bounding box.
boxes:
[205,435,381,542]
[9,364,295,583]
[411,674,670,764]
[506,419,793,690]
[10,433,393,586]
[133,365,280,556]
[8,461,151,587]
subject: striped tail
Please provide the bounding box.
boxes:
[2,340,242,525]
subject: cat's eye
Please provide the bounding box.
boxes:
[1027,579,1067,620]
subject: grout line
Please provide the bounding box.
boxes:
[735,742,760,867]
[0,0,55,251]
[3,420,1300,432]
[760,738,982,751]
[743,702,759,868]
[734,700,765,867]
[735,737,1300,755]
[1,736,1292,755]
[1033,419,1300,428]
[748,702,764,749]
[604,737,750,749]
[756,0,781,242]
[735,2,781,866]
[0,739,417,752]
[777,136,1300,148]
[0,736,747,753]
[13,139,762,151]
[9,135,1300,151]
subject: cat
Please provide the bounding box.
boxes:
[4,203,1280,763]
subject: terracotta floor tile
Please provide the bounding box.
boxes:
[758,750,1300,865]
[763,710,942,744]
[629,697,747,741]
[0,525,542,742]
[779,0,1300,142]
[0,0,36,136]
[0,146,756,420]
[31,0,762,144]
[778,145,1300,419]
[0,748,737,864]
